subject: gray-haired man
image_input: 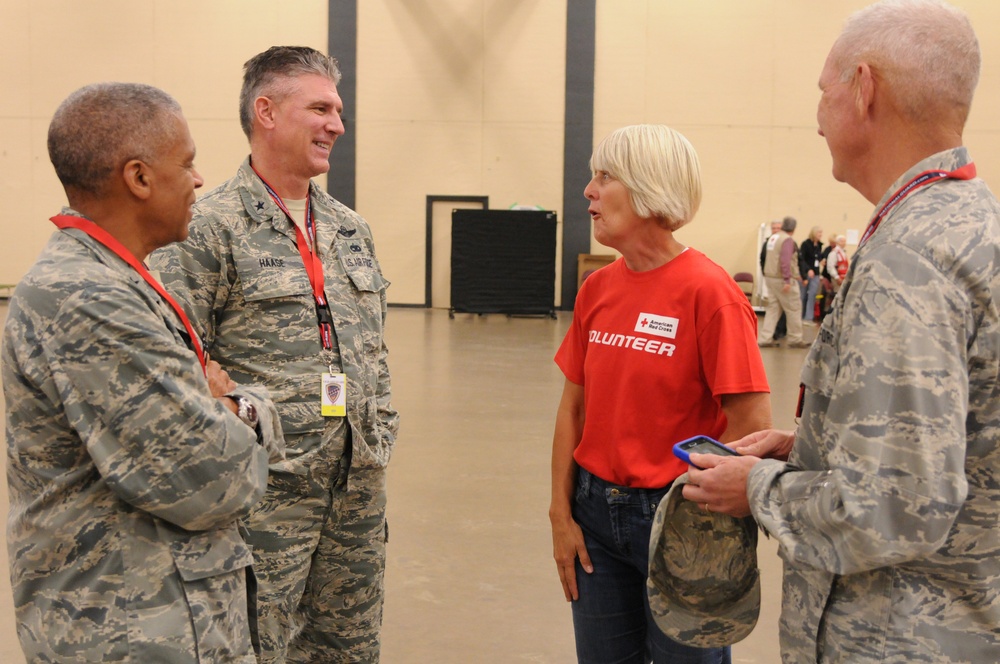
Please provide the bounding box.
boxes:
[684,1,1000,661]
[150,46,399,662]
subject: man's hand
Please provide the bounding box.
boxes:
[729,428,796,461]
[683,453,759,517]
[207,359,238,399]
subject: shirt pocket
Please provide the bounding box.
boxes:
[336,239,388,341]
[232,241,311,303]
[336,239,387,294]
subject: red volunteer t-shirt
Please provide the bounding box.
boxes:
[555,250,770,488]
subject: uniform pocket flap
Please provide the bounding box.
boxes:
[164,524,254,582]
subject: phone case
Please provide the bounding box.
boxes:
[672,435,738,468]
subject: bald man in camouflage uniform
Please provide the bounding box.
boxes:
[4,83,283,662]
[150,46,398,663]
[683,1,1000,661]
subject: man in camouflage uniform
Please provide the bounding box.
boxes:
[682,1,1000,661]
[150,46,399,663]
[3,83,283,662]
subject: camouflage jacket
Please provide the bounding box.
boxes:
[747,148,1000,662]
[150,158,399,491]
[3,212,279,662]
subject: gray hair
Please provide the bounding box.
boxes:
[239,46,342,140]
[47,83,182,196]
[833,0,979,126]
[781,216,797,233]
[589,125,702,231]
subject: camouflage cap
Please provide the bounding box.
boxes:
[647,473,760,648]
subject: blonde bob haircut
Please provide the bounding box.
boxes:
[589,124,702,232]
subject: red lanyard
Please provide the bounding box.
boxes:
[50,215,207,376]
[859,162,976,248]
[250,167,334,350]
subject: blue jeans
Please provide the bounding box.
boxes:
[571,468,731,664]
[801,275,820,321]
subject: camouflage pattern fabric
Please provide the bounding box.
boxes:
[3,211,280,662]
[647,473,760,648]
[244,466,386,662]
[747,148,1000,662]
[149,158,399,662]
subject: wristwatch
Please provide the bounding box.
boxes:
[228,394,259,430]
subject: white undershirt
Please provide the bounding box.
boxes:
[284,198,311,249]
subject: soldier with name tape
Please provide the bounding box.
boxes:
[149,46,399,663]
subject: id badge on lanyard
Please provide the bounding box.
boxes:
[252,166,347,418]
[321,371,347,417]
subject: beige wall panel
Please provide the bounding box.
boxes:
[670,126,773,276]
[155,0,328,189]
[481,123,563,210]
[185,119,255,191]
[482,0,566,123]
[481,121,565,305]
[768,126,873,253]
[6,119,67,285]
[27,2,155,115]
[965,130,1000,193]
[0,119,46,285]
[1,0,328,286]
[357,0,567,305]
[359,0,486,123]
[770,1,849,129]
[0,2,30,118]
[593,1,648,125]
[356,121,485,305]
[593,0,1000,279]
[646,2,773,127]
[154,0,328,123]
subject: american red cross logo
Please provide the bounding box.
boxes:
[641,318,649,327]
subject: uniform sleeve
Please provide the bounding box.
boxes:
[747,245,969,575]
[43,284,269,532]
[374,271,400,453]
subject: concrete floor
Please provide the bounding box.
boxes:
[0,304,814,663]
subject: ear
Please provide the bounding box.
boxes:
[853,62,876,117]
[122,159,153,201]
[255,96,277,130]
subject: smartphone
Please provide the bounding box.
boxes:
[673,435,739,468]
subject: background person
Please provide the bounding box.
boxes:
[549,124,771,664]
[759,219,786,340]
[797,225,824,324]
[757,216,809,348]
[682,1,1000,661]
[826,234,849,293]
[3,82,282,662]
[150,46,399,663]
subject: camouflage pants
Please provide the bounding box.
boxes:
[245,466,387,663]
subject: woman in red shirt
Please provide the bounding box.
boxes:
[549,125,772,663]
